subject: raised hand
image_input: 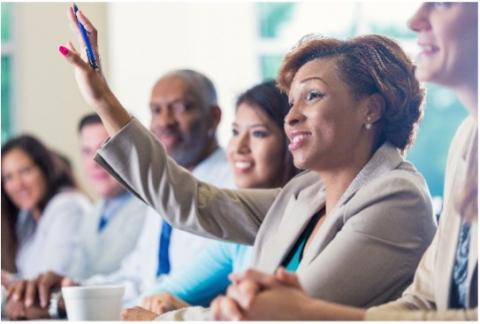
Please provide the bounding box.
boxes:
[59,5,131,136]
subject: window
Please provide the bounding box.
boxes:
[1,2,13,143]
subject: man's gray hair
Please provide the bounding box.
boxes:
[163,69,218,107]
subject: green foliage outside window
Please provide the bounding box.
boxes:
[1,2,11,42]
[1,57,11,143]
[257,3,295,39]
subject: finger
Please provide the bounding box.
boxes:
[74,8,101,70]
[76,9,98,44]
[24,280,37,307]
[68,41,80,56]
[275,267,303,289]
[12,281,26,301]
[153,302,172,315]
[38,274,59,308]
[120,308,131,321]
[220,296,244,321]
[211,297,229,321]
[231,269,278,289]
[59,44,91,72]
[7,284,16,299]
[227,280,260,309]
[67,6,85,47]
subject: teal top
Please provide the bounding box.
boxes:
[282,212,321,272]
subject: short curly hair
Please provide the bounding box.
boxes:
[278,34,425,151]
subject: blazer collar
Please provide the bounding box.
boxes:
[257,143,403,271]
[300,143,404,268]
[335,143,404,208]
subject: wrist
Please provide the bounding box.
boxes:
[96,90,132,135]
[308,299,365,321]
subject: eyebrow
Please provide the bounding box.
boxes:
[300,76,329,86]
[232,122,269,128]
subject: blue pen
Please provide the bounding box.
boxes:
[73,3,99,70]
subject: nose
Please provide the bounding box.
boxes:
[235,131,251,155]
[284,104,306,128]
[151,106,177,129]
[408,4,431,33]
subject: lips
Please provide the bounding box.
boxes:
[158,134,180,147]
[234,161,253,170]
[418,42,440,57]
[288,131,312,151]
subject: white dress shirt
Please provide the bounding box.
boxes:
[81,147,235,306]
[15,190,92,279]
[70,192,149,279]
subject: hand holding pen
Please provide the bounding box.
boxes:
[59,4,132,136]
[73,3,99,70]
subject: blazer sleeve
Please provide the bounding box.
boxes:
[298,174,436,307]
[364,307,477,320]
[95,118,280,245]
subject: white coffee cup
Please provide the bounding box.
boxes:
[62,285,125,321]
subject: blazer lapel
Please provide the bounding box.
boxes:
[300,143,403,268]
[256,182,326,272]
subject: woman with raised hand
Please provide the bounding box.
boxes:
[212,2,478,321]
[121,80,297,320]
[59,5,436,320]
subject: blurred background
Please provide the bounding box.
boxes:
[1,2,467,212]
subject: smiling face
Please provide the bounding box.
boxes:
[1,148,48,211]
[285,58,371,171]
[80,123,124,198]
[408,3,478,86]
[227,103,285,189]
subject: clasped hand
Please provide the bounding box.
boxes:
[211,267,308,321]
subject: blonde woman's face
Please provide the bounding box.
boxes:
[227,103,285,189]
[408,3,478,86]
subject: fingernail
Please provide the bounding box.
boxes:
[13,294,19,301]
[25,299,32,307]
[59,45,69,56]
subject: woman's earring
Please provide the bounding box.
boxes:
[365,117,372,130]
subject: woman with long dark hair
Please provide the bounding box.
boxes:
[1,135,91,281]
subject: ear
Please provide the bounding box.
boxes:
[210,105,222,130]
[364,93,384,124]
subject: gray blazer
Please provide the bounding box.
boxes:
[96,118,436,307]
